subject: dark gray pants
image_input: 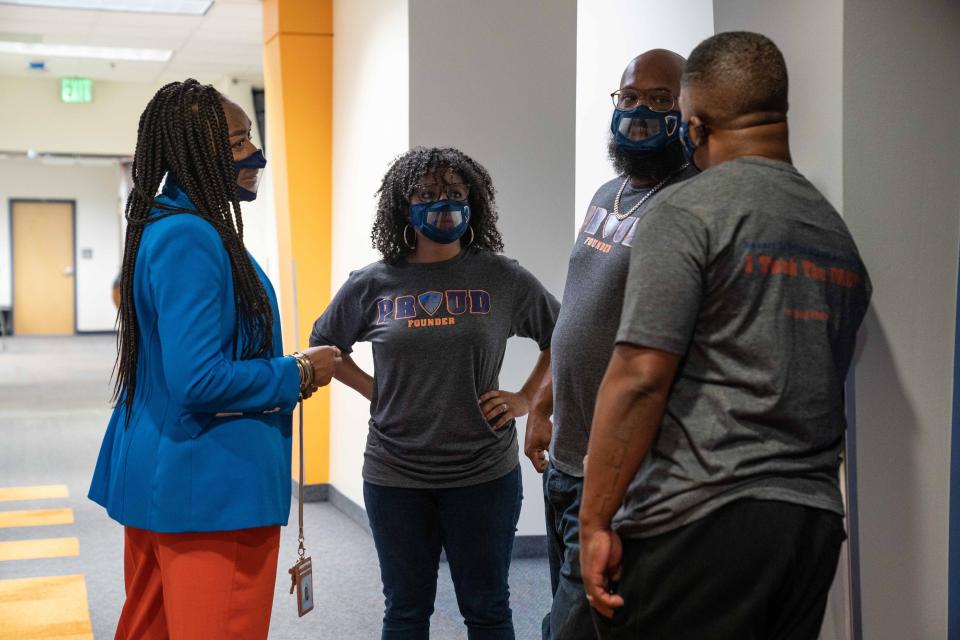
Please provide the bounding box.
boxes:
[542,462,596,640]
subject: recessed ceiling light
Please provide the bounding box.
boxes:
[0,1,212,15]
[0,41,172,61]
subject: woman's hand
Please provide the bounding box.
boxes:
[302,346,342,388]
[479,390,530,430]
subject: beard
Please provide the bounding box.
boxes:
[607,137,685,183]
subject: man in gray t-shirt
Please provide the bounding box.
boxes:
[528,49,693,640]
[580,33,871,639]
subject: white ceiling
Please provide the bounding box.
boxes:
[0,0,263,85]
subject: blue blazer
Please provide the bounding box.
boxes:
[89,180,300,533]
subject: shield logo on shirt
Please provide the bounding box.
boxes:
[418,291,443,316]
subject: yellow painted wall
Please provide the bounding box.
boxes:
[263,0,333,486]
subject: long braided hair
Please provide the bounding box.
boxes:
[372,147,504,264]
[113,79,273,419]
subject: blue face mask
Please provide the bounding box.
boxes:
[610,106,681,152]
[235,149,267,201]
[679,121,701,169]
[409,199,471,244]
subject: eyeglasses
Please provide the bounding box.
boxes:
[410,182,470,202]
[610,89,677,113]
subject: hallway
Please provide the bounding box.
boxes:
[0,336,551,639]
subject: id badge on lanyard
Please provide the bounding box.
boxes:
[289,551,314,617]
[287,259,315,617]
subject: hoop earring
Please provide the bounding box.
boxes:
[403,224,417,250]
[466,226,475,247]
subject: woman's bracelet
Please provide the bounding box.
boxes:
[294,354,313,393]
[298,352,315,389]
[291,352,315,393]
[291,355,305,390]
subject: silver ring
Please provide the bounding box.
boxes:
[501,403,508,412]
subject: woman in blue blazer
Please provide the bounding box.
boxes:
[88,79,340,639]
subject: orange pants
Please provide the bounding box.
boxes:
[116,525,281,640]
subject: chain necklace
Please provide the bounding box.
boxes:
[612,162,690,221]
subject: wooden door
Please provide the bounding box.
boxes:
[12,201,75,335]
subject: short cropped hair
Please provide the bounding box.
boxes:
[682,31,788,125]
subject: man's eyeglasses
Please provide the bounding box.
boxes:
[410,182,470,202]
[610,89,677,113]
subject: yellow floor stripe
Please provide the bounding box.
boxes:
[0,485,69,502]
[0,537,79,562]
[0,574,93,639]
[0,508,74,529]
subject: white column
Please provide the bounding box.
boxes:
[328,0,411,507]
[842,1,960,637]
[408,0,577,535]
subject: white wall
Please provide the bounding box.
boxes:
[713,0,843,203]
[0,75,143,329]
[0,156,122,331]
[842,1,960,637]
[408,0,577,536]
[328,0,410,507]
[0,76,155,156]
[574,0,714,230]
[0,76,275,333]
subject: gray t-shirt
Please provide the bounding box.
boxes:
[550,168,696,477]
[310,248,560,489]
[613,156,871,539]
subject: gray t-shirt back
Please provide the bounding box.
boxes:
[614,156,871,539]
[310,248,559,489]
[550,168,696,477]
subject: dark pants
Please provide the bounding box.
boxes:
[593,499,846,640]
[363,465,523,640]
[541,462,595,640]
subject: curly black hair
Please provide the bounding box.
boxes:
[372,147,504,263]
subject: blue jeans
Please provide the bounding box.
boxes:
[364,465,523,640]
[542,461,595,640]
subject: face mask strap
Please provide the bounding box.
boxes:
[680,120,707,170]
[665,114,679,137]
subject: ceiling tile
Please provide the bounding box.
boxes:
[93,10,201,31]
[0,5,99,23]
[0,19,95,38]
[0,0,266,86]
[72,31,187,50]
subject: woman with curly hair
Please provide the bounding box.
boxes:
[310,146,559,639]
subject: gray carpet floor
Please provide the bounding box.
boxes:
[0,335,552,639]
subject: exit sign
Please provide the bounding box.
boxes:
[61,78,92,103]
